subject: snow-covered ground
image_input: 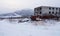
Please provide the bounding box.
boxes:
[0,19,60,36]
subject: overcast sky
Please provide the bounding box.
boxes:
[0,0,60,14]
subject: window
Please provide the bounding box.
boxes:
[52,12,54,14]
[59,8,60,10]
[49,7,51,10]
[56,8,58,10]
[34,8,37,12]
[37,9,39,11]
[49,11,51,14]
[40,12,42,14]
[52,8,54,10]
[40,7,42,10]
[59,8,60,12]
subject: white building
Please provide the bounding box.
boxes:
[34,6,60,16]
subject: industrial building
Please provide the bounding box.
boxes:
[31,6,60,21]
[34,6,60,16]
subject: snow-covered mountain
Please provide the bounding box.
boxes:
[0,13,16,16]
[15,9,34,17]
[0,9,34,17]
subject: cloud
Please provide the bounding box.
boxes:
[0,0,60,14]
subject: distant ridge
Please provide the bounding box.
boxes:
[0,9,34,17]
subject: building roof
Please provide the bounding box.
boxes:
[35,6,60,9]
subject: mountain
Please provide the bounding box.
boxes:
[0,13,16,16]
[0,9,34,17]
[15,9,34,17]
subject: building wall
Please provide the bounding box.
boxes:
[41,7,49,15]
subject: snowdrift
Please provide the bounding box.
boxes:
[0,19,60,36]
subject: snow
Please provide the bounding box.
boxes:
[0,15,22,18]
[0,19,60,36]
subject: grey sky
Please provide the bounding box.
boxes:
[0,0,60,14]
